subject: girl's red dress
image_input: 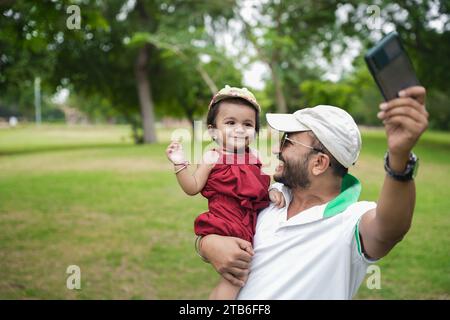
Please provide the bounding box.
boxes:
[194,149,271,243]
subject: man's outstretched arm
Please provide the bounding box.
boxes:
[359,86,428,259]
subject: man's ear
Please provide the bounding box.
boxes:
[311,153,330,176]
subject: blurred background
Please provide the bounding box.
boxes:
[0,0,449,299]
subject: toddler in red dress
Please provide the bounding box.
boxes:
[166,86,285,299]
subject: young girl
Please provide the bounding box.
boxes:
[165,85,284,299]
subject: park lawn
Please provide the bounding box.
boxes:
[0,124,449,299]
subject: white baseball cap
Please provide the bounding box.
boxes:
[266,105,362,168]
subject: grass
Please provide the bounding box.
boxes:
[0,124,449,299]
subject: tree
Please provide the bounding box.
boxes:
[1,0,239,143]
[340,0,450,129]
[232,0,343,112]
[128,30,243,129]
[341,0,450,93]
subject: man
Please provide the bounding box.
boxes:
[197,86,428,299]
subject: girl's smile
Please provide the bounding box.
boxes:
[209,102,257,153]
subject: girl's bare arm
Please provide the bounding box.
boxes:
[166,141,219,195]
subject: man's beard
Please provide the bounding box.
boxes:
[274,152,312,189]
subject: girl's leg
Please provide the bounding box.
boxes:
[209,276,246,300]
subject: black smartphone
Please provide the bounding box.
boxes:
[365,32,420,101]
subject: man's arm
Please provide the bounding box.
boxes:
[199,235,253,287]
[359,86,428,259]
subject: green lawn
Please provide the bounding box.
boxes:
[0,124,449,299]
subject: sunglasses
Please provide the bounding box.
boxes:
[280,133,325,153]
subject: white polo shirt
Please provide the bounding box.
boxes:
[237,174,377,300]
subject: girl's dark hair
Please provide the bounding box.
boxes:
[206,97,260,133]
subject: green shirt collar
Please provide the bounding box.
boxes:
[323,173,361,218]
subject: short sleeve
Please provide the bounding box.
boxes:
[268,182,284,192]
[353,216,380,264]
[340,201,379,264]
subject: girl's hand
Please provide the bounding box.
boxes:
[269,189,286,208]
[166,140,187,164]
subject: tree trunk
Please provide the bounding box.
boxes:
[135,43,157,144]
[269,62,288,113]
[188,113,195,132]
[236,9,288,113]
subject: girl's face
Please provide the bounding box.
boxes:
[210,101,257,153]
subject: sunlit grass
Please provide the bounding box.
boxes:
[0,124,448,299]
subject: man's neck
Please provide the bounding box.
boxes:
[287,177,341,220]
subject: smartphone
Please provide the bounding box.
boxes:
[365,32,420,101]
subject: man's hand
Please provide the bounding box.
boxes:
[200,235,253,287]
[377,86,428,169]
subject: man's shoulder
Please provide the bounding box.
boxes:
[347,200,377,211]
[257,198,284,221]
[341,200,377,222]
